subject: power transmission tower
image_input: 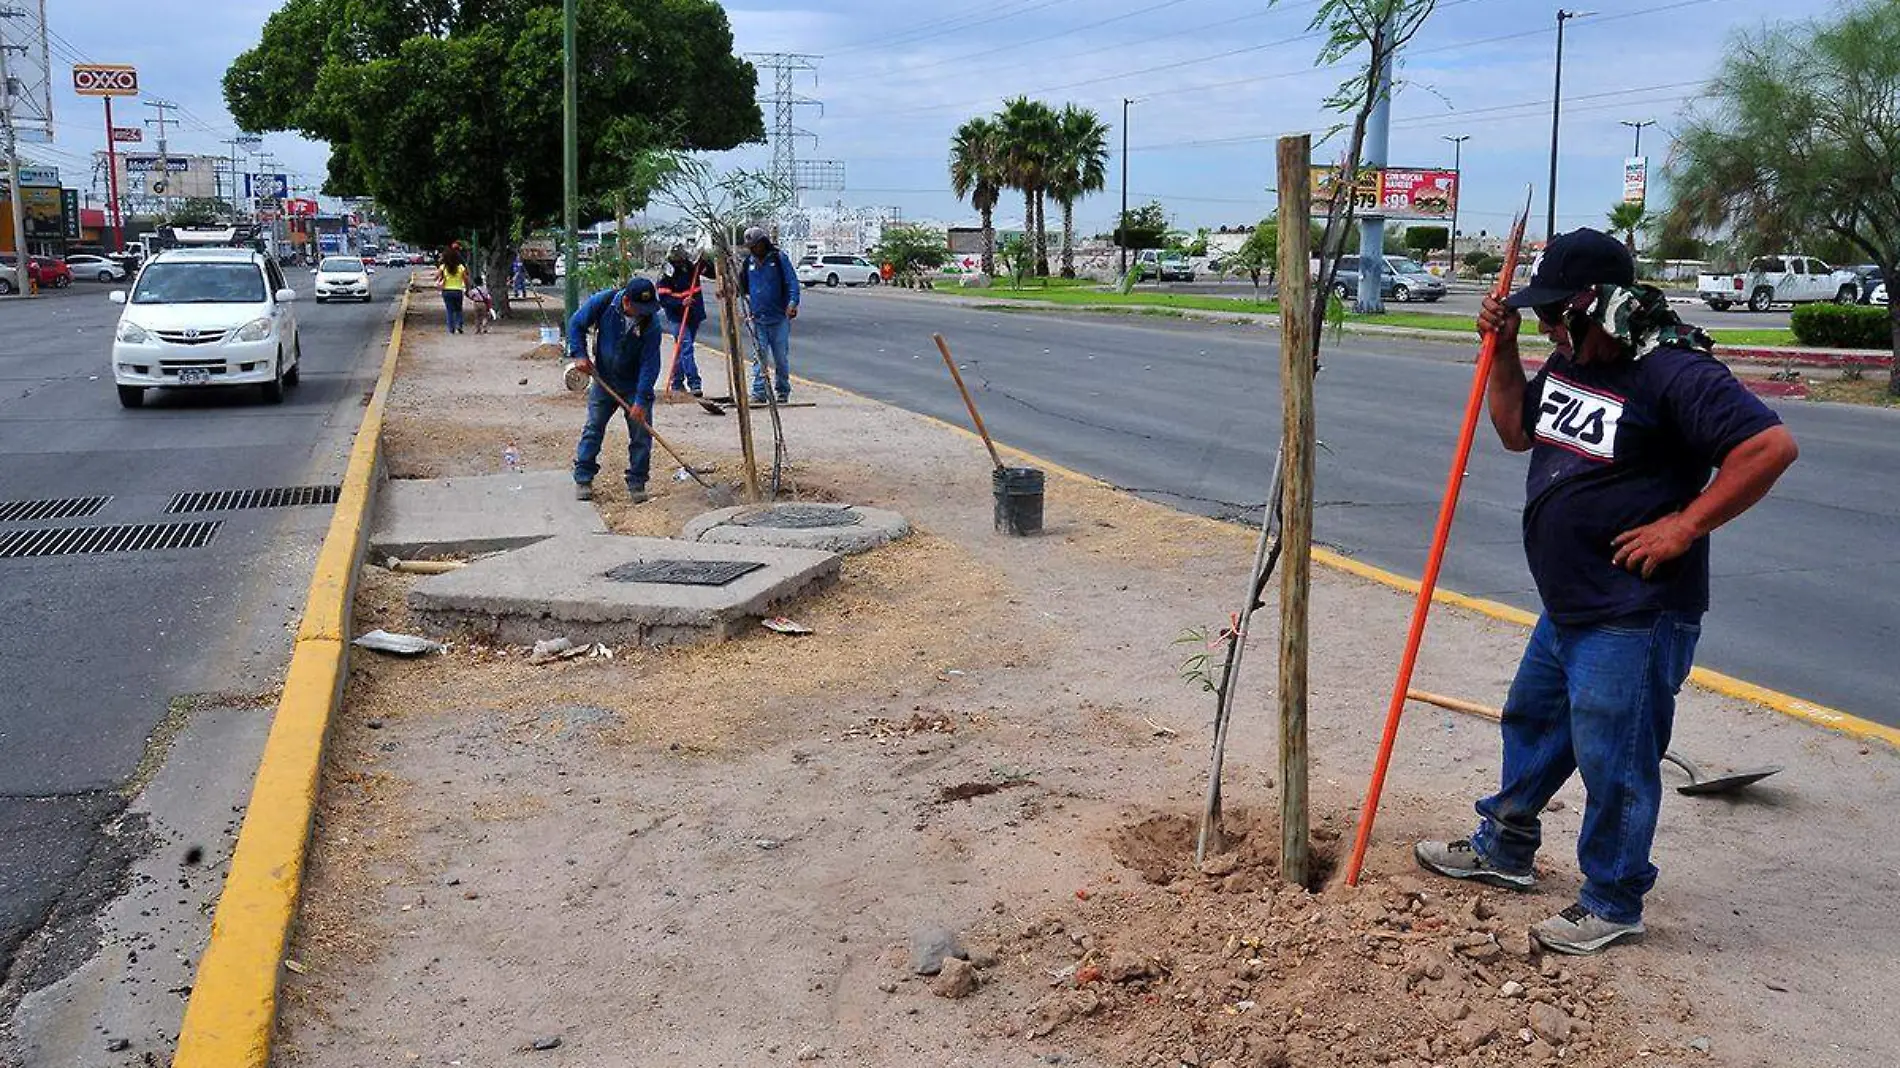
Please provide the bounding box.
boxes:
[746,53,844,246]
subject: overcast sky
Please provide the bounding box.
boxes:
[25,0,1833,236]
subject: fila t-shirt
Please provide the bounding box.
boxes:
[1520,345,1781,625]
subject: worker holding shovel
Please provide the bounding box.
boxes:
[565,277,665,503]
[1413,229,1798,955]
[657,245,713,396]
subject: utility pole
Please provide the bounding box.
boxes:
[0,12,29,298]
[1443,134,1469,279]
[561,0,579,325]
[143,98,178,218]
[1620,118,1655,159]
[1119,97,1131,278]
[1356,14,1396,315]
[1546,9,1592,240]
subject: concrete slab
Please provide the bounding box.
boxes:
[407,534,840,646]
[682,502,911,555]
[371,471,605,558]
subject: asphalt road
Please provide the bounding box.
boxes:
[785,288,1898,727]
[0,274,399,1023]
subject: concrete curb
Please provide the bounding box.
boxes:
[775,368,1899,751]
[170,286,413,1068]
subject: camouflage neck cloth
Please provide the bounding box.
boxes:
[1588,283,1714,360]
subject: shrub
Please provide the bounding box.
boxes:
[1790,304,1893,349]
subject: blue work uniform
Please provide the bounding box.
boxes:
[567,287,664,489]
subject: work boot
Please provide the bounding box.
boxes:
[574,482,593,501]
[1531,904,1644,955]
[626,484,649,504]
[1413,838,1537,891]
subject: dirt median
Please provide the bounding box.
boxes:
[271,306,1898,1067]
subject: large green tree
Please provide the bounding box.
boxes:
[1663,0,1900,393]
[948,116,1005,276]
[224,0,763,313]
[1047,104,1110,278]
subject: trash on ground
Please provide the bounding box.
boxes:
[352,630,445,657]
[762,616,813,635]
[529,637,575,663]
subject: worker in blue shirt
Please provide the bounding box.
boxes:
[739,226,799,404]
[566,278,664,502]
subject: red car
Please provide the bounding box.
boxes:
[32,256,73,288]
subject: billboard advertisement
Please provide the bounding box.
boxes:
[1623,157,1649,204]
[1311,166,1458,220]
[247,173,289,199]
[285,198,319,217]
[21,186,65,239]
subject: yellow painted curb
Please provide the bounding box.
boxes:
[727,354,1895,750]
[172,289,412,1068]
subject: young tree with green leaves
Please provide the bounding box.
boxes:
[949,117,1006,276]
[223,0,763,316]
[1228,220,1278,299]
[873,225,951,285]
[1048,104,1110,278]
[1663,0,1900,394]
[1113,202,1169,254]
[1403,225,1449,262]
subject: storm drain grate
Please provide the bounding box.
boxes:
[603,559,765,586]
[0,496,113,523]
[0,521,222,559]
[732,504,861,529]
[165,485,341,514]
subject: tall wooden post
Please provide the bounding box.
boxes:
[715,241,761,498]
[1275,135,1315,889]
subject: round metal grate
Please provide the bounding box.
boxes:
[731,503,862,529]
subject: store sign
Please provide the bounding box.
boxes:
[111,126,143,143]
[1623,157,1648,204]
[285,197,319,217]
[72,64,140,97]
[1311,166,1459,220]
[122,155,191,174]
[61,189,82,238]
[18,165,59,187]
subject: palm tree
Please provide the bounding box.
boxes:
[1607,200,1651,254]
[1047,104,1110,278]
[998,96,1059,276]
[949,117,1005,276]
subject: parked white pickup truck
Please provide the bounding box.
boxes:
[1696,255,1862,312]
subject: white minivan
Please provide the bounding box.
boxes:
[109,248,303,408]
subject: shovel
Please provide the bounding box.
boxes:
[589,373,740,506]
[1404,689,1783,798]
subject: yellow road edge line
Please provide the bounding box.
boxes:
[172,288,411,1068]
[742,360,1896,750]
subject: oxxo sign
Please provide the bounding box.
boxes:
[72,64,140,97]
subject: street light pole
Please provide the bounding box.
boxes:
[1442,134,1469,279]
[1119,97,1131,278]
[562,0,580,325]
[1620,118,1656,159]
[1546,9,1593,240]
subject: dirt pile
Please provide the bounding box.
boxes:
[955,811,1661,1068]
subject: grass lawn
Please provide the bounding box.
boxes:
[969,284,1538,336]
[1706,328,1801,347]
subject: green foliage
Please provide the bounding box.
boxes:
[949,116,1006,273]
[1174,627,1224,695]
[874,225,950,280]
[1403,225,1449,259]
[1606,202,1650,251]
[1049,104,1111,277]
[1114,202,1169,251]
[224,0,764,286]
[1290,0,1440,136]
[162,198,236,227]
[1790,304,1894,349]
[997,235,1033,288]
[572,257,627,297]
[1228,220,1278,294]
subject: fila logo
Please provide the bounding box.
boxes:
[1535,376,1623,460]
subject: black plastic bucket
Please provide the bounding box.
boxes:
[993,466,1044,536]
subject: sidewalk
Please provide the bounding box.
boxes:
[272,305,1897,1068]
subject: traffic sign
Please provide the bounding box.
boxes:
[72,64,140,97]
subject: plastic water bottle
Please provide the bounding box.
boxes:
[502,442,522,472]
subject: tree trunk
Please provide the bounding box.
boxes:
[485,242,514,319]
[1060,198,1076,278]
[1034,190,1049,276]
[1022,189,1036,277]
[1888,290,1900,396]
[980,204,995,276]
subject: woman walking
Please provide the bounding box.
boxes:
[436,247,471,333]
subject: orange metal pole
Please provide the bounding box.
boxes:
[1343,191,1532,887]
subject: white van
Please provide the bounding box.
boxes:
[108,248,303,407]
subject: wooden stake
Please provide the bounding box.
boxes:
[716,242,761,499]
[1275,134,1315,890]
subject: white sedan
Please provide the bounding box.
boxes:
[797,254,882,288]
[312,255,374,302]
[65,254,127,283]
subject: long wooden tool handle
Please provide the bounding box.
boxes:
[1344,187,1534,888]
[933,333,1005,470]
[590,373,714,489]
[1406,688,1501,721]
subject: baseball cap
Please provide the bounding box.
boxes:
[742,226,769,245]
[1505,228,1635,309]
[621,277,658,306]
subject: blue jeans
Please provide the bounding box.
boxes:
[573,381,652,489]
[749,316,791,399]
[1472,612,1700,924]
[443,290,465,333]
[665,313,702,392]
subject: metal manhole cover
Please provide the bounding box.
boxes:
[0,495,112,523]
[0,521,221,559]
[732,504,861,529]
[166,485,342,514]
[603,558,766,586]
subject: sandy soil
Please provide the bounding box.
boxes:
[271,306,1898,1068]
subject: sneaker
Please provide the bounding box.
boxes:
[574,482,593,501]
[749,393,770,405]
[626,485,649,504]
[1532,903,1644,955]
[1413,839,1537,891]
[776,394,791,404]
[688,387,703,397]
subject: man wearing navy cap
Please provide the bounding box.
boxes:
[1415,229,1798,954]
[566,277,665,502]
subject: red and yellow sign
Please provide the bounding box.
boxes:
[72,64,140,97]
[1311,166,1458,221]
